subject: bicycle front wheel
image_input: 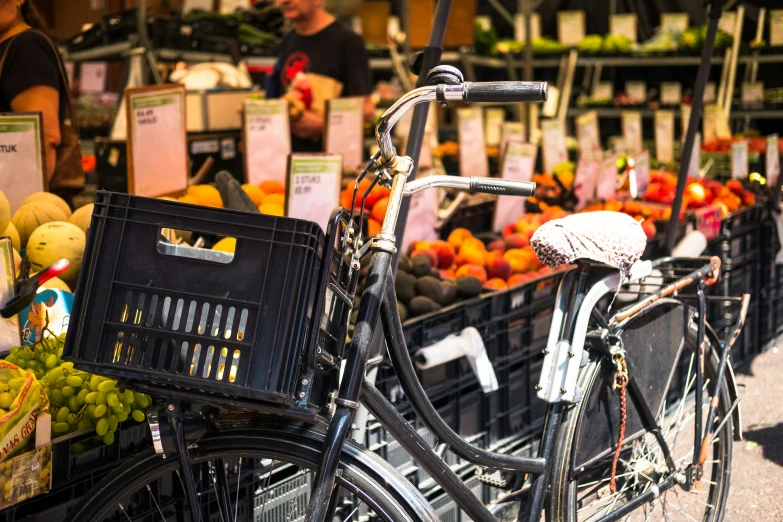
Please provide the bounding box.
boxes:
[64,418,438,522]
[549,321,733,522]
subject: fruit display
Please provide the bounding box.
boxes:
[2,334,149,447]
[678,26,733,52]
[642,172,755,216]
[492,37,567,55]
[176,180,287,218]
[340,178,392,238]
[577,34,633,55]
[581,200,665,240]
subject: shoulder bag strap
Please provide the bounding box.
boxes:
[0,34,20,82]
[30,29,80,133]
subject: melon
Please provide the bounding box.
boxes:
[68,203,94,233]
[12,203,69,247]
[0,190,9,234]
[3,221,20,251]
[31,272,72,293]
[12,248,21,276]
[26,221,86,282]
[23,192,72,218]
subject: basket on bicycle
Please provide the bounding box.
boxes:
[63,192,353,409]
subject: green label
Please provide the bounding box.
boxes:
[131,95,178,110]
[292,158,342,175]
[246,101,284,116]
[330,98,362,112]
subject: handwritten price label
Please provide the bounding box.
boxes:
[694,205,723,240]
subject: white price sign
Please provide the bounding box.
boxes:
[681,103,691,135]
[633,151,651,195]
[401,171,439,254]
[576,110,601,154]
[514,13,541,42]
[767,134,780,188]
[622,111,643,155]
[626,81,647,104]
[660,13,688,32]
[574,159,599,209]
[686,132,701,178]
[126,85,188,197]
[592,82,614,102]
[0,238,21,352]
[610,14,637,42]
[541,119,568,174]
[741,82,764,104]
[0,113,46,211]
[654,110,675,163]
[703,104,731,143]
[484,108,505,147]
[457,107,489,178]
[325,97,365,172]
[243,99,290,186]
[772,10,783,47]
[596,154,619,200]
[704,82,717,103]
[493,142,537,231]
[80,62,107,93]
[285,154,342,230]
[719,12,737,35]
[731,140,748,179]
[500,122,525,165]
[660,82,682,105]
[558,11,586,47]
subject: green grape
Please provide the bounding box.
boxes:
[8,347,18,356]
[102,431,115,445]
[96,392,107,405]
[48,367,64,381]
[93,404,107,418]
[67,396,79,412]
[134,393,149,409]
[9,388,17,399]
[85,392,98,404]
[27,360,41,370]
[0,383,8,392]
[0,393,12,409]
[76,420,89,431]
[97,381,115,393]
[34,369,45,380]
[50,389,64,406]
[66,413,77,425]
[71,443,86,454]
[111,403,124,415]
[55,407,70,423]
[37,352,47,363]
[0,408,6,416]
[86,405,96,418]
[109,415,118,432]
[122,402,130,414]
[61,386,75,397]
[15,359,27,369]
[57,347,64,358]
[7,378,22,390]
[66,376,83,387]
[89,375,102,390]
[4,356,18,366]
[52,422,70,433]
[95,418,109,436]
[60,362,73,370]
[116,411,128,422]
[18,350,33,361]
[76,389,89,402]
[44,354,57,369]
[124,390,135,404]
[106,392,119,407]
[132,410,146,423]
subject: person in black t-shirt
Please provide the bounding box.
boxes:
[269,0,373,152]
[0,0,67,184]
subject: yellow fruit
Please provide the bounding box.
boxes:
[258,204,284,217]
[68,203,94,233]
[0,190,9,233]
[12,203,68,247]
[186,185,223,207]
[241,184,266,206]
[26,221,86,281]
[157,196,177,201]
[178,194,199,205]
[262,193,285,208]
[12,249,20,276]
[260,181,285,195]
[31,272,72,293]
[3,221,20,251]
[23,192,72,218]
[212,237,236,253]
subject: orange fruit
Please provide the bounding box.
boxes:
[258,204,284,217]
[371,198,388,222]
[262,193,285,208]
[367,218,381,237]
[260,180,285,195]
[178,194,199,205]
[242,184,266,206]
[187,185,223,207]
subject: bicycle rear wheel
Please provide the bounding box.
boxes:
[64,418,438,522]
[549,322,733,522]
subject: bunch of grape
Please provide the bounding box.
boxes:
[3,334,151,446]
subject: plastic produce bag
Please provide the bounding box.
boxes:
[0,361,49,461]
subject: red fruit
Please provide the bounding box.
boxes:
[504,233,529,250]
[431,240,456,269]
[726,179,743,196]
[411,248,438,267]
[502,223,516,239]
[640,219,656,240]
[487,258,512,281]
[742,191,756,206]
[455,264,488,283]
[484,278,508,291]
[488,240,505,252]
[440,269,456,280]
[507,273,535,286]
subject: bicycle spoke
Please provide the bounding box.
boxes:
[234,457,242,522]
[256,459,277,522]
[117,504,133,522]
[146,484,167,521]
[342,499,364,521]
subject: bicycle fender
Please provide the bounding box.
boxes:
[705,323,742,441]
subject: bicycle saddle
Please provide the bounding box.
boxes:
[530,211,646,273]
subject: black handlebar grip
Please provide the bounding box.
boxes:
[463,81,548,103]
[469,178,536,197]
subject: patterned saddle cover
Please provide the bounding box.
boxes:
[530,211,647,272]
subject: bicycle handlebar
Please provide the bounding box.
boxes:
[403,175,536,198]
[461,81,548,104]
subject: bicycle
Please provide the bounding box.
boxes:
[61,67,748,522]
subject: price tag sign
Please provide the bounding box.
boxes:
[703,104,731,143]
[626,81,647,104]
[493,142,537,231]
[325,97,365,172]
[574,158,599,209]
[704,82,717,103]
[0,113,46,211]
[741,82,764,104]
[576,110,601,154]
[557,11,586,47]
[592,82,614,102]
[514,13,541,42]
[622,111,643,155]
[243,99,290,186]
[596,154,619,200]
[681,103,691,135]
[731,140,748,179]
[654,110,675,163]
[484,108,505,147]
[0,238,21,352]
[125,85,188,197]
[64,62,75,90]
[719,12,737,35]
[285,154,342,230]
[541,119,568,173]
[633,151,651,195]
[610,14,637,42]
[500,122,525,165]
[771,10,783,47]
[766,134,780,188]
[220,0,250,14]
[660,82,682,105]
[687,132,701,178]
[401,170,439,254]
[80,62,107,93]
[660,13,689,33]
[694,205,723,240]
[457,107,489,178]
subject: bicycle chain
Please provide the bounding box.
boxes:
[610,351,628,494]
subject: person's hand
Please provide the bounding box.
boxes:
[291,110,323,141]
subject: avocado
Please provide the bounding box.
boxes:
[398,301,409,321]
[408,296,442,317]
[438,280,457,306]
[456,276,482,298]
[416,276,442,302]
[411,254,433,277]
[475,231,501,245]
[395,271,417,303]
[398,255,413,273]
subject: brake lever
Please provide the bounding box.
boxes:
[0,259,70,319]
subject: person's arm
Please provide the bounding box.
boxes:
[11,86,60,181]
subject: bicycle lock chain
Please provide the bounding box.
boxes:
[610,344,629,494]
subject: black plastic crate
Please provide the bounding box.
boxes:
[102,10,139,43]
[438,199,495,240]
[66,24,107,53]
[153,18,195,50]
[706,261,758,304]
[191,16,239,40]
[760,289,776,346]
[705,224,760,269]
[64,193,326,405]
